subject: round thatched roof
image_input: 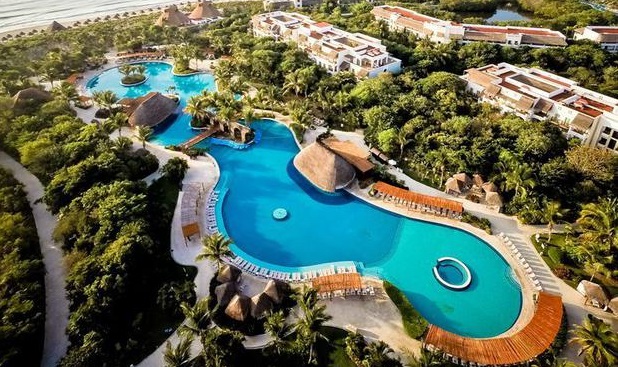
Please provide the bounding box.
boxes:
[155,5,192,27]
[482,182,498,193]
[217,264,241,283]
[214,282,236,308]
[128,92,177,127]
[11,88,53,108]
[263,279,283,304]
[225,294,251,321]
[47,21,66,32]
[293,142,356,193]
[188,1,222,19]
[444,177,463,194]
[485,191,503,207]
[250,292,274,319]
[577,280,609,306]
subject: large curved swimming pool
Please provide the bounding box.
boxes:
[88,63,522,338]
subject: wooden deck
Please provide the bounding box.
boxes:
[180,126,217,149]
[425,292,563,365]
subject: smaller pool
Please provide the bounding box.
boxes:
[433,257,472,290]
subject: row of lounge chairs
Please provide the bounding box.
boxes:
[115,54,166,64]
[227,255,357,283]
[498,233,543,291]
[206,190,220,234]
[317,286,375,299]
[372,191,462,220]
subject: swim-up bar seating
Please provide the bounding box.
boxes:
[370,181,464,219]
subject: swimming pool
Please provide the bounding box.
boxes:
[87,64,522,338]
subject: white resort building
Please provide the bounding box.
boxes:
[251,11,402,78]
[574,26,618,52]
[462,62,618,153]
[372,5,567,48]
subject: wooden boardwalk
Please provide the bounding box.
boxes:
[180,126,217,149]
[425,292,563,365]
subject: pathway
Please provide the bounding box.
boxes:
[0,152,70,367]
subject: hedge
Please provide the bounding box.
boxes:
[383,281,428,339]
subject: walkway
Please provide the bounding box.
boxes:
[180,125,218,150]
[0,151,70,367]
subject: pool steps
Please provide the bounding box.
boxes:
[497,232,543,291]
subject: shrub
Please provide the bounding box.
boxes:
[548,247,565,265]
[289,122,305,143]
[383,281,428,339]
[461,212,492,234]
[553,265,571,279]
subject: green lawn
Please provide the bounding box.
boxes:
[531,233,618,297]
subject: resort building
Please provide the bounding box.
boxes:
[118,92,178,127]
[156,2,222,27]
[251,11,402,78]
[462,62,618,153]
[372,5,567,48]
[574,26,618,52]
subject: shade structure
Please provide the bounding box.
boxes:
[11,87,53,108]
[453,173,472,187]
[321,137,374,173]
[472,173,484,188]
[217,264,241,283]
[225,294,251,321]
[188,1,222,20]
[485,191,503,207]
[609,297,618,316]
[155,5,192,27]
[312,273,362,293]
[373,181,464,214]
[250,292,274,319]
[577,280,609,307]
[47,21,66,32]
[121,92,178,128]
[293,141,356,193]
[263,279,283,304]
[444,177,463,194]
[214,282,236,308]
[482,181,499,193]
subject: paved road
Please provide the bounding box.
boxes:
[0,152,70,367]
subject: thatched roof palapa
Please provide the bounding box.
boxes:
[263,279,283,304]
[47,21,66,32]
[225,294,251,321]
[11,88,53,108]
[217,264,241,283]
[609,297,618,316]
[453,173,472,187]
[293,142,356,193]
[482,182,498,193]
[214,282,236,308]
[121,92,178,128]
[444,177,463,194]
[577,280,609,307]
[250,292,274,319]
[188,1,222,20]
[155,5,192,27]
[485,191,503,208]
[321,137,374,173]
[472,174,484,188]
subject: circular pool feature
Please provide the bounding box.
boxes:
[272,208,288,220]
[433,257,472,290]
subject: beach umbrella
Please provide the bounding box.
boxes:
[250,292,273,319]
[263,279,283,304]
[216,264,241,283]
[577,280,609,308]
[225,294,251,321]
[214,282,236,308]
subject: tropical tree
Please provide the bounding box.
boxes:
[52,81,79,103]
[178,298,216,340]
[396,123,414,160]
[242,106,256,127]
[163,336,193,367]
[185,95,208,124]
[542,200,568,241]
[107,111,129,137]
[135,125,153,149]
[160,157,189,184]
[362,341,401,367]
[91,90,118,112]
[118,63,135,77]
[283,70,303,96]
[133,64,146,77]
[113,136,133,153]
[570,314,618,367]
[577,198,618,252]
[407,348,446,367]
[195,233,233,270]
[500,162,537,200]
[294,286,332,364]
[264,310,292,357]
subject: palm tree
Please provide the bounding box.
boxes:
[113,136,133,153]
[92,90,118,112]
[178,298,215,340]
[118,63,135,77]
[500,163,536,200]
[283,70,302,96]
[195,233,233,270]
[52,81,79,103]
[163,336,193,367]
[396,124,414,161]
[185,95,208,124]
[362,341,398,367]
[294,286,332,364]
[107,111,129,137]
[577,198,618,252]
[407,348,445,367]
[542,201,568,241]
[133,64,146,77]
[135,126,153,149]
[264,310,292,357]
[242,106,256,127]
[570,314,618,367]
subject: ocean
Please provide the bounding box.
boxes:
[0,0,184,34]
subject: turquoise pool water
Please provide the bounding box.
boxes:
[87,64,522,338]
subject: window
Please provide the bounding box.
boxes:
[599,137,608,145]
[609,139,617,150]
[603,126,611,134]
[613,130,618,139]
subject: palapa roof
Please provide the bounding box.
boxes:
[263,279,283,304]
[225,294,251,321]
[321,137,375,173]
[293,142,356,193]
[609,297,618,316]
[217,264,241,283]
[47,21,66,32]
[250,292,274,319]
[577,280,609,306]
[453,173,472,186]
[485,191,503,207]
[444,177,464,194]
[188,1,222,20]
[472,174,484,188]
[482,181,498,193]
[120,92,178,127]
[214,282,236,308]
[374,181,464,213]
[155,5,191,27]
[12,87,53,107]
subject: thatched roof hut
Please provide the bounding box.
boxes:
[216,264,241,283]
[485,191,503,208]
[214,282,236,308]
[263,279,283,304]
[577,280,609,308]
[482,182,498,193]
[11,88,53,108]
[47,21,66,32]
[121,92,178,128]
[444,177,464,195]
[293,142,356,193]
[321,137,374,174]
[250,292,274,319]
[453,173,472,188]
[472,174,484,188]
[225,294,251,321]
[609,297,618,316]
[188,1,222,20]
[155,5,191,27]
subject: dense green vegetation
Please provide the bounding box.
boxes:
[383,281,428,338]
[0,168,44,367]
